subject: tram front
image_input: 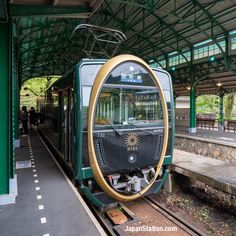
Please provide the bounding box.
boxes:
[88,55,170,201]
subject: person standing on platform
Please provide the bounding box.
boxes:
[19,109,23,134]
[22,106,28,136]
[29,107,36,130]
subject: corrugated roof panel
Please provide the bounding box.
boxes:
[7,0,236,82]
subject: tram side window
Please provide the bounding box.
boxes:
[53,94,59,132]
[82,86,92,130]
[59,94,67,133]
[63,96,68,111]
[95,87,163,128]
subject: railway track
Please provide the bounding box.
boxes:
[143,196,204,236]
[40,132,204,236]
[90,195,205,236]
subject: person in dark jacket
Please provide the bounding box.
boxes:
[29,107,37,129]
[22,106,28,136]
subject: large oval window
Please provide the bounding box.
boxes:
[88,55,169,201]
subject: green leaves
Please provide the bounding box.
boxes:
[196,94,236,120]
[20,77,59,108]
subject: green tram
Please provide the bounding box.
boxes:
[40,55,174,208]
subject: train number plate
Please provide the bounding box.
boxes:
[96,132,105,138]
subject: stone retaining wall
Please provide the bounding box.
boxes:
[174,136,236,163]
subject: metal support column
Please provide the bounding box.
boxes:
[12,22,20,149]
[189,47,196,133]
[224,34,229,69]
[219,93,225,132]
[165,55,169,70]
[189,85,197,133]
[0,23,10,196]
[8,20,18,204]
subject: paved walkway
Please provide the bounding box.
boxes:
[0,133,105,236]
[172,149,236,195]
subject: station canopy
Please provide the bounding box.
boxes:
[6,0,236,88]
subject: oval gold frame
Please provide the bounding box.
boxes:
[88,54,169,201]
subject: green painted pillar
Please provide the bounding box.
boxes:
[0,23,10,195]
[219,94,225,132]
[12,31,18,139]
[189,86,196,133]
[9,21,17,179]
[12,26,20,150]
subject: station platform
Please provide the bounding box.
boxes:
[175,126,236,146]
[174,127,236,163]
[172,149,236,195]
[0,133,106,236]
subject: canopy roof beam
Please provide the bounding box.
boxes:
[10,5,92,18]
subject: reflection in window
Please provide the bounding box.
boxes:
[105,62,155,87]
[95,87,163,128]
[231,37,236,50]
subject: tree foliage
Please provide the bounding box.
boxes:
[20,77,59,109]
[196,94,236,120]
[224,94,235,120]
[196,95,220,117]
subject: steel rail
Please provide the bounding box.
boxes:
[144,196,205,236]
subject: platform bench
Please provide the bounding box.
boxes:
[197,118,216,130]
[224,120,236,133]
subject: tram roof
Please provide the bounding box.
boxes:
[4,0,236,84]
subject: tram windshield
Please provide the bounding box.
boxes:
[95,62,164,129]
[95,87,163,128]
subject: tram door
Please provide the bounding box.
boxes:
[63,91,69,162]
[58,91,63,152]
[69,92,75,166]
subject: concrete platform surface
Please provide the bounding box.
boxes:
[176,126,236,147]
[0,133,105,236]
[172,149,236,195]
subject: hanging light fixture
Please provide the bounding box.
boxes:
[217,82,222,87]
[209,55,215,62]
